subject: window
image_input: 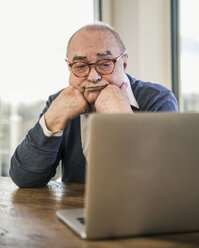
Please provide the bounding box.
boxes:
[179,0,199,112]
[0,0,94,176]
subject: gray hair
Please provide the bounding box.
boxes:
[66,22,126,57]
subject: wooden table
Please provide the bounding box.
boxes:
[0,177,199,248]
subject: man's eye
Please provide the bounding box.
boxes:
[74,64,87,69]
[97,61,113,72]
[102,63,111,67]
[98,61,112,67]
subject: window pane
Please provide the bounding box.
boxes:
[180,0,199,112]
[0,0,94,176]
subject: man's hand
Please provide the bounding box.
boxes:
[94,83,133,113]
[44,85,89,131]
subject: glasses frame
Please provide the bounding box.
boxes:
[65,52,126,78]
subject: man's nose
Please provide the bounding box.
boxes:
[87,66,101,83]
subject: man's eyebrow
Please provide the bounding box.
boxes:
[71,51,112,62]
[96,51,112,57]
[72,56,87,62]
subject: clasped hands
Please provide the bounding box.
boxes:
[44,81,132,132]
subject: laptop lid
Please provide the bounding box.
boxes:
[84,113,199,239]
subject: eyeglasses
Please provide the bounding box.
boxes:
[66,52,126,78]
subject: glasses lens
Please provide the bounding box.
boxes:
[96,60,114,74]
[72,62,89,77]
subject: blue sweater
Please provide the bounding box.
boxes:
[9,75,178,187]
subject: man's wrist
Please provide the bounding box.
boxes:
[39,115,63,137]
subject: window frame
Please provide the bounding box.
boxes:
[171,0,180,103]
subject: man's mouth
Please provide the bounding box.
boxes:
[85,84,108,91]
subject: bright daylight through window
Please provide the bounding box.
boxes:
[180,0,199,112]
[0,0,94,176]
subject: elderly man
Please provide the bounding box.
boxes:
[10,23,178,188]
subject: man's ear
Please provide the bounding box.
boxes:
[123,54,128,72]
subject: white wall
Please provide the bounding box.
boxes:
[102,0,172,89]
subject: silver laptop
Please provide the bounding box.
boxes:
[56,113,199,240]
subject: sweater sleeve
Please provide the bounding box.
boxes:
[130,79,178,112]
[9,91,64,188]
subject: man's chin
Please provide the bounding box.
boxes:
[84,91,101,106]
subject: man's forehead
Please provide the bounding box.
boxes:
[67,29,120,58]
[72,28,114,43]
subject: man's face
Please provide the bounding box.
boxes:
[67,29,128,105]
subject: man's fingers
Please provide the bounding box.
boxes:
[120,82,128,91]
[69,82,85,94]
[76,86,85,94]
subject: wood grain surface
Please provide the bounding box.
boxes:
[0,177,199,248]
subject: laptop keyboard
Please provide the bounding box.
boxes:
[77,217,85,225]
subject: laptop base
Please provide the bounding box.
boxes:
[56,208,87,239]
